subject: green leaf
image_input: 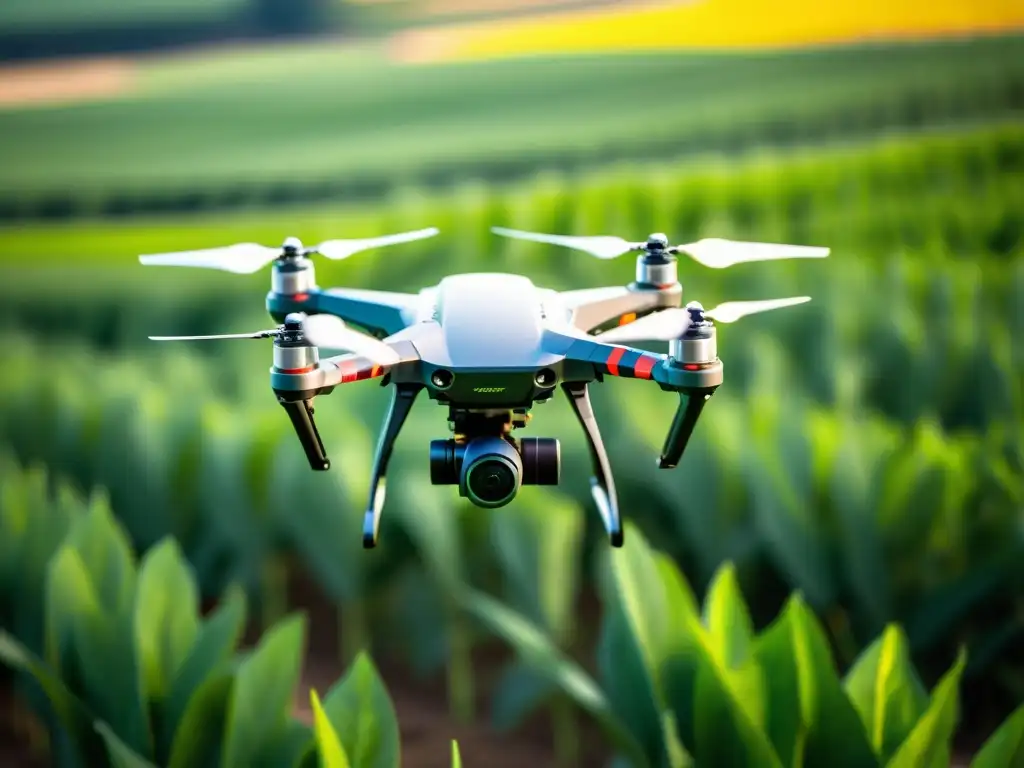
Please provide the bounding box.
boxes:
[311,689,351,768]
[490,661,556,731]
[971,703,1024,768]
[653,551,702,756]
[45,544,152,756]
[599,523,698,766]
[0,629,106,764]
[885,648,966,768]
[843,625,929,763]
[65,490,137,616]
[744,401,836,609]
[391,477,464,594]
[701,564,766,730]
[320,652,400,768]
[162,585,247,758]
[95,721,159,768]
[690,630,782,768]
[489,491,583,643]
[830,434,891,635]
[221,613,307,768]
[44,544,101,675]
[451,739,463,768]
[460,587,648,768]
[787,596,878,767]
[258,721,314,768]
[134,538,201,703]
[167,670,236,768]
[752,608,809,767]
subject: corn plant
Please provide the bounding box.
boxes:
[0,308,1019,702]
[605,381,1024,691]
[0,455,463,767]
[462,521,1024,767]
[485,490,586,764]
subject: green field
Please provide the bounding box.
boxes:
[1,34,1022,219]
[0,0,246,32]
[2,29,1024,767]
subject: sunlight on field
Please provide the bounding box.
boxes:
[0,57,135,109]
[395,0,1024,62]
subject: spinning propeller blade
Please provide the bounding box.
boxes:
[597,296,812,343]
[139,227,440,273]
[491,227,829,267]
[139,243,282,274]
[675,239,830,269]
[315,227,440,261]
[148,330,278,341]
[147,314,399,365]
[301,314,401,366]
[491,227,640,260]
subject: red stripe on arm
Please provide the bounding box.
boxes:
[606,346,626,377]
[634,354,657,380]
[338,358,359,383]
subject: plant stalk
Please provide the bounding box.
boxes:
[260,553,289,632]
[551,696,578,767]
[446,613,475,723]
[338,598,369,667]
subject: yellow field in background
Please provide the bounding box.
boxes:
[396,0,1024,63]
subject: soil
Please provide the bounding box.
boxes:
[282,563,611,768]
[0,57,134,109]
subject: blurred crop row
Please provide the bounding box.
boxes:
[0,455,462,768]
[1,113,1022,764]
[1,34,1022,220]
[2,451,1022,767]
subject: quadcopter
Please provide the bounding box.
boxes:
[140,226,828,548]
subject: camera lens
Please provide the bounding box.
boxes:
[467,458,517,505]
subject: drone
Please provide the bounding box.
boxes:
[139,226,828,548]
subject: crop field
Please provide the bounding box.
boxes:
[0,33,1022,219]
[1,110,1023,765]
[1,13,1023,765]
[0,0,246,33]
[403,0,1024,62]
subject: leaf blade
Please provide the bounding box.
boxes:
[310,689,351,768]
[320,652,401,768]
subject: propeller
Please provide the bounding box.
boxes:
[597,297,812,343]
[301,314,401,365]
[138,228,440,274]
[147,313,401,366]
[490,227,829,268]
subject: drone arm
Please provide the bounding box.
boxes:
[308,287,422,337]
[648,357,722,469]
[278,398,330,471]
[558,284,682,334]
[362,383,423,549]
[657,391,711,469]
[559,333,721,470]
[561,382,622,547]
[558,334,668,382]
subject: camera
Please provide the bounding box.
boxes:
[429,436,560,508]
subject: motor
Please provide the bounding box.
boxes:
[429,436,560,508]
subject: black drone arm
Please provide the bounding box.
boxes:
[561,381,623,547]
[553,333,721,545]
[270,338,420,476]
[362,383,423,549]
